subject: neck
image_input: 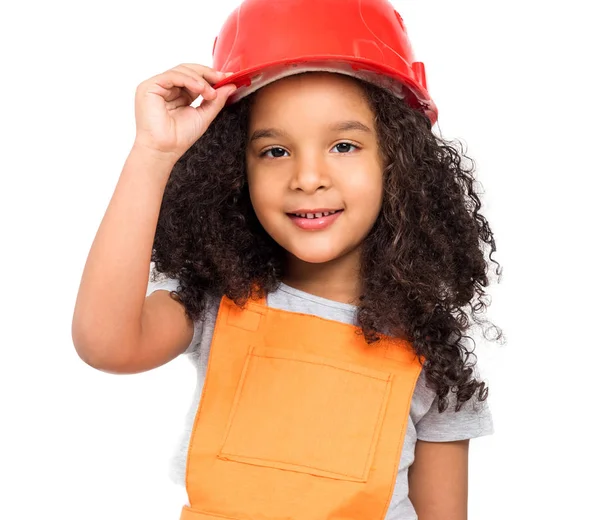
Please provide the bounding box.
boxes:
[282,249,362,305]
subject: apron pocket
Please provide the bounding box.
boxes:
[217,345,392,482]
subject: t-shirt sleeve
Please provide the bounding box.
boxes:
[415,388,494,442]
[146,276,203,356]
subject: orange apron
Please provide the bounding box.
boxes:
[180,293,422,520]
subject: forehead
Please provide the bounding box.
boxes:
[248,72,374,126]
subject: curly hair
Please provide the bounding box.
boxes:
[151,73,503,413]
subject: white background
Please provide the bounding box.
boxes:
[1,1,598,518]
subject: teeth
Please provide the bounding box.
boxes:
[293,210,339,218]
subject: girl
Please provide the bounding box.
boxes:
[72,0,501,518]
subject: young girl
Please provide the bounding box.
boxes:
[72,0,501,518]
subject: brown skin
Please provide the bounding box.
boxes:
[210,73,472,515]
[71,63,236,372]
[75,65,501,417]
[409,439,470,519]
[246,73,385,304]
[75,65,499,513]
[73,65,497,520]
[149,71,500,417]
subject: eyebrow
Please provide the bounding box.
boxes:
[249,120,372,142]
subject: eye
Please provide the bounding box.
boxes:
[332,142,359,154]
[259,142,359,158]
[260,147,289,158]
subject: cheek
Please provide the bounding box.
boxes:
[346,169,384,214]
[247,167,262,206]
[248,172,279,225]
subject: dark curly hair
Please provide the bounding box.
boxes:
[151,72,503,413]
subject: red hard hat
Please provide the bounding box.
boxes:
[211,0,438,125]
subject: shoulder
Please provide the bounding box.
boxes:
[411,370,494,442]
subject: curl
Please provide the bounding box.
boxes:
[152,73,503,412]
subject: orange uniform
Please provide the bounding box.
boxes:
[179,294,422,520]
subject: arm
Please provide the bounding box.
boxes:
[71,147,194,374]
[408,439,470,520]
[71,65,235,374]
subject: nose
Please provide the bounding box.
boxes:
[289,152,331,194]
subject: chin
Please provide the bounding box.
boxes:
[284,241,350,265]
[292,251,339,264]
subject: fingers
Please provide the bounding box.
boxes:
[196,83,237,120]
[175,63,231,84]
[144,64,233,108]
[164,88,195,110]
[134,63,237,153]
[150,70,211,99]
[170,64,232,100]
[158,63,236,120]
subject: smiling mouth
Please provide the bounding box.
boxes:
[287,209,343,219]
[286,209,343,231]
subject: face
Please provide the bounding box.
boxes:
[245,72,384,266]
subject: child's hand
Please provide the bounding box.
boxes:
[133,63,237,163]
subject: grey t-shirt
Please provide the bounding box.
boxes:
[147,277,493,520]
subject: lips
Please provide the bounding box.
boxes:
[287,209,343,231]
